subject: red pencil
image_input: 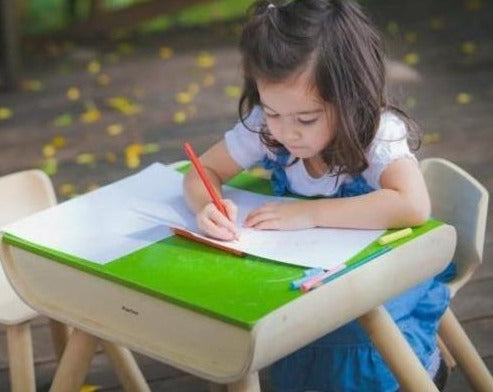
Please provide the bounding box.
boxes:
[183,142,229,218]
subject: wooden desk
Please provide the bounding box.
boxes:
[0,169,457,392]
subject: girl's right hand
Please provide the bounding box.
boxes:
[196,199,239,241]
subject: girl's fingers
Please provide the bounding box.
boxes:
[252,219,281,230]
[198,215,236,240]
[244,210,278,228]
[200,203,238,239]
[222,199,238,222]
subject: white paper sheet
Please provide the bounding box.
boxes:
[2,163,384,268]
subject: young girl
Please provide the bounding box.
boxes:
[184,1,450,391]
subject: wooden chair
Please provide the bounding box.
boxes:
[420,158,493,392]
[0,169,149,392]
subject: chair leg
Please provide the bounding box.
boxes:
[48,319,71,361]
[6,322,36,392]
[101,341,151,392]
[439,308,493,392]
[358,306,439,392]
[437,334,456,369]
[49,328,99,392]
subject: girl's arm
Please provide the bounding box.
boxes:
[183,140,244,239]
[245,158,431,230]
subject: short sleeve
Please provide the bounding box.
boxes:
[224,106,268,169]
[362,112,417,189]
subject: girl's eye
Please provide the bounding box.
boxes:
[265,112,279,119]
[298,118,318,125]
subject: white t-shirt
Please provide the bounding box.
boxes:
[224,106,416,197]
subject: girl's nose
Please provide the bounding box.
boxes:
[282,122,302,142]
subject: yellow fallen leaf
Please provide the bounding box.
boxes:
[107,124,123,136]
[403,52,420,66]
[54,113,73,127]
[186,105,197,116]
[430,17,446,31]
[423,132,441,145]
[80,384,101,392]
[59,183,76,197]
[53,136,67,148]
[22,79,44,92]
[176,92,193,104]
[43,144,56,158]
[97,73,111,86]
[105,152,117,163]
[386,21,399,36]
[202,74,215,87]
[224,85,242,98]
[86,183,99,192]
[464,0,483,11]
[0,107,13,120]
[143,143,160,154]
[125,143,144,156]
[456,93,472,105]
[196,52,215,68]
[159,46,174,60]
[87,60,101,74]
[404,31,418,44]
[126,154,140,169]
[117,43,135,56]
[405,97,417,109]
[173,111,187,123]
[67,87,81,101]
[460,41,478,55]
[40,158,57,176]
[80,108,102,123]
[76,153,96,165]
[187,83,200,96]
[107,97,142,115]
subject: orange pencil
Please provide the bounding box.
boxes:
[183,142,229,219]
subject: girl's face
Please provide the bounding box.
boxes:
[257,70,335,159]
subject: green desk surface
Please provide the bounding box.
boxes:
[3,167,442,329]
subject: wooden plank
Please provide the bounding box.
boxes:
[69,0,210,37]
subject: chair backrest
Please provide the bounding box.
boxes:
[0,169,57,323]
[420,158,489,296]
[0,169,57,228]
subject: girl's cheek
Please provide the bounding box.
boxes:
[267,121,282,142]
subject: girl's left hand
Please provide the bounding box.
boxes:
[244,201,314,230]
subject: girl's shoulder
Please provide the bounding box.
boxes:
[372,110,408,142]
[362,110,416,189]
[224,106,269,169]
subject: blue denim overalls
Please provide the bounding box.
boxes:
[262,151,453,392]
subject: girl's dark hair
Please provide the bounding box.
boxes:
[238,0,420,177]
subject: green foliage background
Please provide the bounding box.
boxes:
[22,0,257,35]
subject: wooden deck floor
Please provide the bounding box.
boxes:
[0,0,492,390]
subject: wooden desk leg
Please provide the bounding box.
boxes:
[48,319,71,361]
[49,328,99,392]
[6,322,35,392]
[439,308,493,392]
[101,342,151,392]
[358,306,439,392]
[227,373,261,392]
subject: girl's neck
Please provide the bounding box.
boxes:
[303,156,328,178]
